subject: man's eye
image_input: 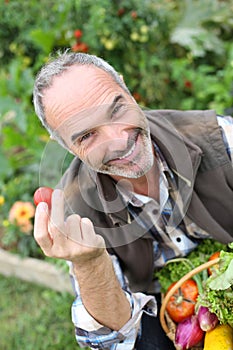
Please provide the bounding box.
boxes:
[112,103,123,116]
[80,132,92,142]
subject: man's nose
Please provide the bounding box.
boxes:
[101,125,128,151]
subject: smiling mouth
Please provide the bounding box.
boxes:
[104,131,140,165]
[116,142,136,160]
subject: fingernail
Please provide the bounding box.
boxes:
[37,202,48,213]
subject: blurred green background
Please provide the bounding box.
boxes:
[0,0,233,348]
[1,0,233,257]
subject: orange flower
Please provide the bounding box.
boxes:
[9,201,35,233]
[19,221,33,234]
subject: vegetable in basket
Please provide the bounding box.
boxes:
[166,279,198,323]
[158,240,233,349]
[175,315,204,350]
[198,248,233,328]
[203,324,233,350]
[173,247,233,349]
[197,306,218,332]
[155,239,227,293]
[207,251,220,275]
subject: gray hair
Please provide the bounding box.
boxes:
[33,50,131,149]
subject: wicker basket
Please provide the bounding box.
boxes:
[159,258,220,350]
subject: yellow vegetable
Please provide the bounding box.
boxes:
[204,324,233,350]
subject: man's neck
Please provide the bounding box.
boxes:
[111,160,160,202]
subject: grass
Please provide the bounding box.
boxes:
[0,274,84,350]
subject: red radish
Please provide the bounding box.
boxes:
[197,306,218,331]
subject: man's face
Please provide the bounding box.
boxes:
[43,65,154,179]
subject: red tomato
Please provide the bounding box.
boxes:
[33,187,53,209]
[207,251,220,275]
[166,279,198,323]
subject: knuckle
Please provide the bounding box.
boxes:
[66,213,81,224]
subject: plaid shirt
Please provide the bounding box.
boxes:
[69,115,233,349]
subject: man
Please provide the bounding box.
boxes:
[33,51,233,350]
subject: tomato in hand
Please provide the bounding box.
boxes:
[33,187,54,209]
[166,279,198,323]
[207,251,220,275]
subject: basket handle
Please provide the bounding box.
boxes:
[160,258,220,334]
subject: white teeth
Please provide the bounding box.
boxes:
[118,142,136,159]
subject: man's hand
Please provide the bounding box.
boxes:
[34,189,130,330]
[34,189,106,264]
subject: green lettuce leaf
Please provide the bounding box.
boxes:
[208,259,233,290]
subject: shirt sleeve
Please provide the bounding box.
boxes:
[217,115,233,163]
[68,255,157,350]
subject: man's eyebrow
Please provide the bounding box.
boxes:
[108,94,124,114]
[71,128,91,142]
[70,94,124,143]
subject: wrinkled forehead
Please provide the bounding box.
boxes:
[53,103,112,133]
[43,65,124,128]
[43,65,118,103]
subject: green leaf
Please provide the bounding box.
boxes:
[0,96,27,133]
[208,259,233,290]
[0,151,12,178]
[171,0,224,56]
[29,29,55,54]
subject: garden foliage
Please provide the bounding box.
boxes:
[0,0,233,257]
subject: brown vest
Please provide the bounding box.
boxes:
[58,109,233,292]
